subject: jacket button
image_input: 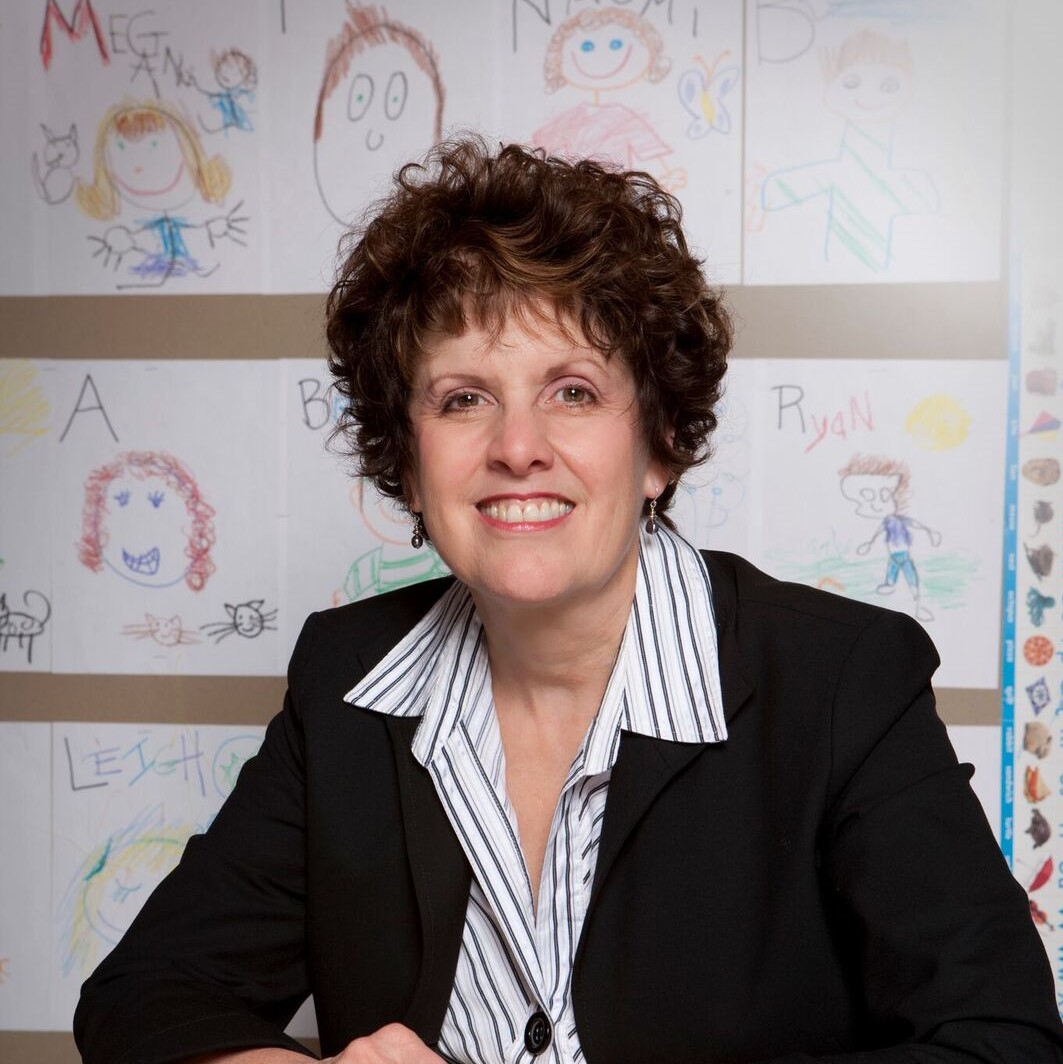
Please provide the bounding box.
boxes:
[524,1010,551,1055]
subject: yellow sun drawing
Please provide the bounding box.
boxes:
[905,394,970,451]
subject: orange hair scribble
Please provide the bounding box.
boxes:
[314,2,444,143]
[838,453,912,512]
[78,450,216,592]
[544,9,670,94]
[821,29,912,83]
[75,99,231,221]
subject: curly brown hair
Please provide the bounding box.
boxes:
[325,136,731,527]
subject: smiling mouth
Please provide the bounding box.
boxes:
[122,546,161,575]
[478,498,574,526]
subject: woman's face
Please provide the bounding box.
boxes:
[406,312,665,612]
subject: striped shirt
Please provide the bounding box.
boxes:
[346,525,726,1063]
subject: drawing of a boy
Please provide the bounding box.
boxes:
[755,29,938,272]
[839,454,941,621]
[313,3,443,226]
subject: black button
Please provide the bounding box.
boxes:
[524,1010,551,1055]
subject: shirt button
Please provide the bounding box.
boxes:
[524,1010,552,1055]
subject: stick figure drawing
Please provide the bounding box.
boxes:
[532,9,686,192]
[839,453,941,621]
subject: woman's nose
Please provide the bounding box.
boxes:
[486,404,554,476]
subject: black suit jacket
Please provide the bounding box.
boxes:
[75,552,1063,1064]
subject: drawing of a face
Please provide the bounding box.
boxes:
[80,835,185,946]
[354,477,411,547]
[560,20,652,92]
[232,603,266,636]
[100,474,191,587]
[841,473,901,518]
[80,451,216,592]
[216,50,255,90]
[106,120,195,212]
[825,62,911,125]
[314,15,442,227]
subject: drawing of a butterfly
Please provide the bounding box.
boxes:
[678,53,741,139]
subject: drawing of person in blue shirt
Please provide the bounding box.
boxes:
[840,454,941,621]
[196,49,257,135]
[752,29,938,273]
[75,99,247,288]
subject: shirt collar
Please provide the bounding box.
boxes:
[345,525,727,769]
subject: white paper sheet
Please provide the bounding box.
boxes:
[743,0,1005,285]
[0,723,53,1031]
[50,721,265,1028]
[749,359,1007,689]
[26,0,263,294]
[261,0,494,293]
[497,0,743,284]
[49,361,284,675]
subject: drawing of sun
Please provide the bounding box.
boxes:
[904,393,970,451]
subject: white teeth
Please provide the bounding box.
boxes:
[482,500,573,524]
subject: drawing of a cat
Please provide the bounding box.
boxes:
[31,123,79,205]
[0,590,51,665]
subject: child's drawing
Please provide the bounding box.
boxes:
[40,0,109,71]
[211,733,262,799]
[78,450,216,591]
[752,29,938,272]
[31,123,80,205]
[839,453,941,621]
[313,3,444,226]
[904,393,970,451]
[678,52,740,139]
[121,613,201,647]
[200,599,277,643]
[0,590,51,665]
[532,9,686,192]
[195,48,257,134]
[75,99,247,288]
[335,479,448,604]
[57,805,196,978]
[0,360,50,456]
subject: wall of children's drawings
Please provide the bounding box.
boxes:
[0,0,1005,293]
[1,0,1059,1055]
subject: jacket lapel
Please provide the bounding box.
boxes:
[385,716,471,1044]
[588,554,755,911]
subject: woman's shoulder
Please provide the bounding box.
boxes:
[701,548,937,653]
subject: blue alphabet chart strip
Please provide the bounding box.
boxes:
[1004,242,1063,1006]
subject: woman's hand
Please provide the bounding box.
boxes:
[323,1024,441,1063]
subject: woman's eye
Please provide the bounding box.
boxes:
[443,392,482,412]
[556,385,593,404]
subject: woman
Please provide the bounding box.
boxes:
[75,139,1063,1063]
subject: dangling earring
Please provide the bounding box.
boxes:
[410,513,425,549]
[645,498,659,534]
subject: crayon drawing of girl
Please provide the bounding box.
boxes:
[75,99,247,287]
